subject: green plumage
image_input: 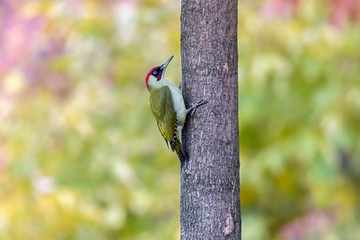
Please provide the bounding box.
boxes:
[150,86,187,165]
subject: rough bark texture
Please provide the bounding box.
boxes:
[180,0,240,239]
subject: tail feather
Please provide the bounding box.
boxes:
[171,138,188,168]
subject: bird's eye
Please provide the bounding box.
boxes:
[153,71,157,75]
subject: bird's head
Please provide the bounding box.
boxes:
[145,55,173,91]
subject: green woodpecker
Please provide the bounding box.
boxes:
[145,56,206,167]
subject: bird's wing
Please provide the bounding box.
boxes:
[150,86,177,146]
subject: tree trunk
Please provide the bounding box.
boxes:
[180,0,240,239]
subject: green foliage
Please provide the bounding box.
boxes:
[0,1,180,240]
[239,1,360,239]
[1,0,359,239]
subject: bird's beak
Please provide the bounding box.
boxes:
[160,55,174,72]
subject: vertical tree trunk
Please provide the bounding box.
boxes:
[180,0,240,239]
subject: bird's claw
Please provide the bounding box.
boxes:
[187,99,208,115]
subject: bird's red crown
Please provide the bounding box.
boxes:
[145,66,157,91]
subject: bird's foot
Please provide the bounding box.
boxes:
[186,99,208,115]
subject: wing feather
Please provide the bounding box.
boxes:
[150,86,177,143]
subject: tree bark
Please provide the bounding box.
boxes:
[180,0,240,239]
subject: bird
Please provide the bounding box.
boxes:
[145,55,207,168]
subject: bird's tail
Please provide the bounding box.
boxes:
[171,138,188,168]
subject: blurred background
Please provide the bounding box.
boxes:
[0,0,359,239]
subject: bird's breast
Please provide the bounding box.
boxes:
[170,87,186,127]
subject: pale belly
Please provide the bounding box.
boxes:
[170,86,187,129]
